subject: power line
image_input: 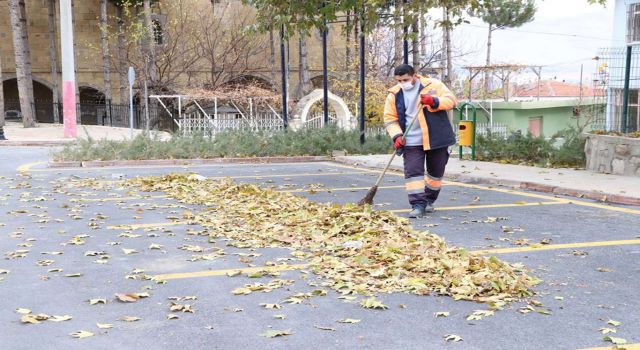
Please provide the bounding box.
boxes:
[461,23,624,43]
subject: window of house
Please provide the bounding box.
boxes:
[627,3,640,42]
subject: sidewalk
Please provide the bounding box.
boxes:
[0,121,170,146]
[335,155,640,206]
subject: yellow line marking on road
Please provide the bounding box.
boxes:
[75,195,169,202]
[152,238,640,280]
[474,239,640,255]
[24,161,328,173]
[328,162,640,215]
[282,185,405,193]
[17,161,46,173]
[108,221,190,230]
[154,264,309,281]
[109,201,568,230]
[577,343,640,350]
[389,201,568,213]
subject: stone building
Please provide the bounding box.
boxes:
[0,0,349,125]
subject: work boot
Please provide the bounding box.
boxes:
[425,202,435,213]
[408,204,426,218]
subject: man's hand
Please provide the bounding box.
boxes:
[420,94,437,107]
[393,134,405,150]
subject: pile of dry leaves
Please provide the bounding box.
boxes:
[128,174,540,304]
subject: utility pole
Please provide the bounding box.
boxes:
[60,0,77,138]
[622,45,632,134]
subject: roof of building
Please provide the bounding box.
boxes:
[513,80,605,98]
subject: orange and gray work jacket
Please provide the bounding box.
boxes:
[384,76,458,150]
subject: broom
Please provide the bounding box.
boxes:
[358,105,422,206]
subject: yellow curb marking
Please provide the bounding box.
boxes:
[151,239,640,281]
[154,264,309,281]
[474,239,640,255]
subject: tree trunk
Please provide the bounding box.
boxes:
[100,0,112,123]
[298,34,311,97]
[394,0,403,67]
[345,10,351,79]
[420,14,427,65]
[210,0,215,15]
[443,7,453,88]
[485,24,493,96]
[47,0,60,124]
[116,6,127,107]
[8,0,35,127]
[143,0,157,129]
[269,28,276,91]
[0,47,5,129]
[412,20,419,68]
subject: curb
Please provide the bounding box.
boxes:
[0,140,74,147]
[333,156,640,207]
[48,156,331,169]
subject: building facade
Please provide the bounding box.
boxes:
[0,0,349,125]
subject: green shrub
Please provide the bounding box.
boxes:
[53,127,392,161]
[476,128,586,168]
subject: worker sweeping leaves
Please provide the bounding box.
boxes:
[384,64,458,218]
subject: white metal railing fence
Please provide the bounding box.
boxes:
[179,111,285,135]
[303,112,338,129]
[475,122,509,139]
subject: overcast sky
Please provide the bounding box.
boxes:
[447,0,616,84]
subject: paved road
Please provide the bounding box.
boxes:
[1,147,639,350]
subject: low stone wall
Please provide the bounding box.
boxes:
[585,134,640,176]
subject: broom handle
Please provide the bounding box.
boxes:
[373,103,424,187]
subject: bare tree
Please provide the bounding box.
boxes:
[100,0,113,114]
[116,6,127,106]
[269,28,276,90]
[47,0,60,124]
[298,33,311,97]
[394,0,404,66]
[8,0,35,127]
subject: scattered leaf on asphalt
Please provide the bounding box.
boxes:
[96,323,113,329]
[273,314,287,320]
[444,334,463,342]
[314,325,336,331]
[70,330,94,339]
[435,312,450,318]
[89,299,107,305]
[16,308,32,314]
[259,329,292,338]
[49,315,73,322]
[260,303,282,310]
[119,316,141,322]
[167,314,180,320]
[597,267,612,273]
[122,248,138,255]
[466,310,494,321]
[65,273,83,278]
[337,318,361,323]
[21,314,48,324]
[607,320,622,327]
[603,336,627,345]
[115,293,149,303]
[599,328,617,334]
[360,297,388,310]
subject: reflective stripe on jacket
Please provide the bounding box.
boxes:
[384,76,457,150]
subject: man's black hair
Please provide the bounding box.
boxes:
[394,64,415,77]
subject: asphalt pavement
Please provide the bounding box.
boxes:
[1,147,639,350]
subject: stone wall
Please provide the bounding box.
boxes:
[585,134,640,177]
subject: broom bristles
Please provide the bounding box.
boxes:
[357,185,378,206]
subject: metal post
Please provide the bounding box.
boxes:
[359,3,366,144]
[322,1,329,126]
[60,0,77,138]
[144,79,149,131]
[280,25,288,128]
[622,45,632,134]
[128,67,135,139]
[403,0,409,65]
